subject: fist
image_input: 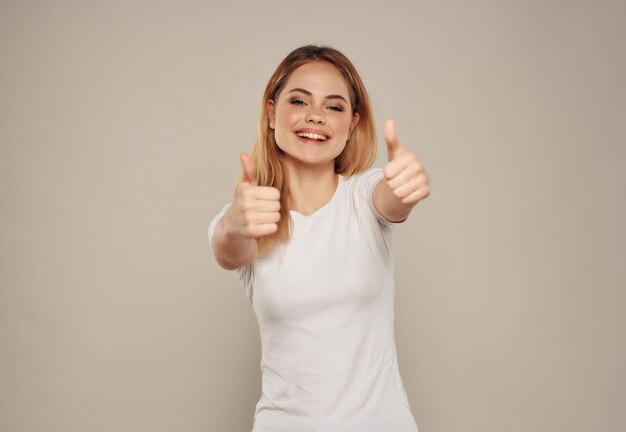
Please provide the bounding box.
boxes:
[226,153,281,238]
[383,120,430,205]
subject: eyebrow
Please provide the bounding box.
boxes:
[287,88,348,103]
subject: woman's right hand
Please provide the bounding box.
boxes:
[223,153,281,239]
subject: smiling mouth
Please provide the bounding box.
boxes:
[296,131,329,142]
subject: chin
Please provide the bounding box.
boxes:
[277,142,344,167]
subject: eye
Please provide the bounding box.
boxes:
[328,105,344,112]
[289,98,305,106]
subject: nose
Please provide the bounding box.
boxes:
[305,108,325,125]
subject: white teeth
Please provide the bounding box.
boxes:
[297,132,327,141]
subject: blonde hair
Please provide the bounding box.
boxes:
[250,45,377,255]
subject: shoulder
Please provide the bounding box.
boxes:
[341,168,384,196]
[341,168,385,202]
[339,168,393,227]
[344,167,384,184]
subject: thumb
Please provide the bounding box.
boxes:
[384,120,400,161]
[239,152,257,185]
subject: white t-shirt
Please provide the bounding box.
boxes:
[209,168,418,432]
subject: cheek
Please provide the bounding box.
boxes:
[333,116,354,136]
[276,112,294,132]
[276,106,299,125]
[273,111,296,147]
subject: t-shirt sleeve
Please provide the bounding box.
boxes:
[353,168,395,227]
[208,204,254,303]
[208,204,230,244]
[350,168,394,263]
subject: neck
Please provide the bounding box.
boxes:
[285,159,338,216]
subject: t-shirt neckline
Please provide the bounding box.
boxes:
[289,175,344,219]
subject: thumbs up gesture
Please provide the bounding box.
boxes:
[227,153,281,238]
[383,120,430,206]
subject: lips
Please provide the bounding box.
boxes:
[295,129,329,142]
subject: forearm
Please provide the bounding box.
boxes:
[211,214,258,270]
[373,180,415,223]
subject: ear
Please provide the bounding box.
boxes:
[267,100,276,130]
[348,112,360,138]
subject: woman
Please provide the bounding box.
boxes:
[209,45,430,432]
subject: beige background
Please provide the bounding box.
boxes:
[1,0,624,431]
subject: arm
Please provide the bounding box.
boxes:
[211,211,259,270]
[211,153,281,270]
[372,120,431,222]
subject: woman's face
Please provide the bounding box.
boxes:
[267,61,360,169]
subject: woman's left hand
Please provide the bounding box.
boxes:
[383,120,431,205]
